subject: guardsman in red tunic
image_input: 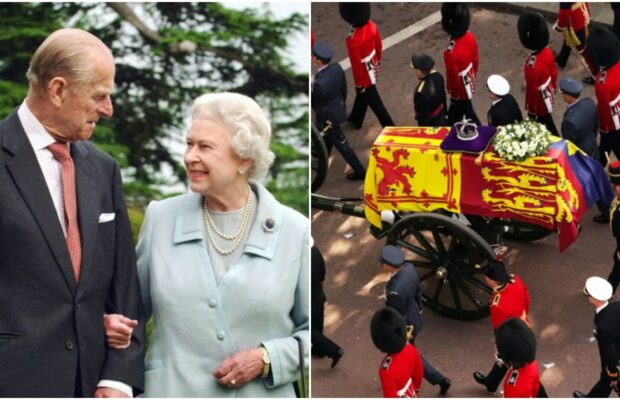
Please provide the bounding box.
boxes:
[371,307,424,398]
[586,28,620,167]
[518,12,559,136]
[339,3,394,129]
[553,3,596,84]
[496,318,544,398]
[473,260,532,394]
[441,3,481,125]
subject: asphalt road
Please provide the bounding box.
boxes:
[311,3,617,398]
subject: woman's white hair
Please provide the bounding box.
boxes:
[191,92,275,180]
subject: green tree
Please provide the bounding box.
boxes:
[0,2,308,215]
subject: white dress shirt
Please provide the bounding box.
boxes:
[17,101,133,398]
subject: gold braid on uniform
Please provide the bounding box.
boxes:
[610,197,620,229]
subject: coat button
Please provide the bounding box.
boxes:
[208,299,217,308]
[217,331,225,340]
[66,340,74,350]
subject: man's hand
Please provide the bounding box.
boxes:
[94,387,129,398]
[212,347,264,389]
[103,313,137,349]
[553,22,563,33]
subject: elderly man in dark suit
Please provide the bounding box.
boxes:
[381,245,452,395]
[312,41,366,181]
[0,28,145,397]
[559,76,610,224]
[486,74,523,127]
[574,277,620,398]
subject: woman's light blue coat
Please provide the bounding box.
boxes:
[137,183,309,397]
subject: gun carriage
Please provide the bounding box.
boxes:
[311,123,612,320]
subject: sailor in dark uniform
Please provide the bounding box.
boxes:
[574,277,620,398]
[486,74,523,127]
[381,245,452,395]
[410,53,449,127]
[311,41,367,181]
[605,161,620,293]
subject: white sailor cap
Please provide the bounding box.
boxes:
[583,276,613,301]
[486,74,510,96]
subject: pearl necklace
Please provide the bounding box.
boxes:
[203,190,253,255]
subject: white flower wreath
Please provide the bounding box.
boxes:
[492,120,552,162]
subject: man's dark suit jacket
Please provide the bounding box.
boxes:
[312,62,348,128]
[0,110,145,396]
[385,263,424,338]
[487,94,523,127]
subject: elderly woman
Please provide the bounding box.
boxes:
[104,92,309,397]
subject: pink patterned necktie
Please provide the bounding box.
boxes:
[48,142,81,283]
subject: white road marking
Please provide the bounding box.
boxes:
[338,11,442,71]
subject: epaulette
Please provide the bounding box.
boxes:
[382,356,392,370]
[446,40,455,53]
[347,26,356,39]
[492,293,501,306]
[527,55,536,68]
[507,369,519,386]
[417,81,425,93]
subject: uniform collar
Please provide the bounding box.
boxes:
[596,301,609,314]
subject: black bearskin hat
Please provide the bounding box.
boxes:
[586,27,620,70]
[496,318,536,368]
[441,3,470,38]
[339,3,371,28]
[480,260,510,285]
[518,12,549,51]
[370,307,407,355]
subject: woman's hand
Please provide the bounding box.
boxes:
[102,313,137,349]
[212,347,264,389]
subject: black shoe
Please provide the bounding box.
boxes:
[593,214,610,224]
[573,391,587,398]
[330,348,344,368]
[346,171,366,181]
[583,76,595,85]
[473,371,493,392]
[439,378,452,395]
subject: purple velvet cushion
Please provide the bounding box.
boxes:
[440,124,498,154]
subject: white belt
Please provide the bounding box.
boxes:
[396,377,414,398]
[361,48,376,63]
[538,76,552,91]
[610,92,620,130]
